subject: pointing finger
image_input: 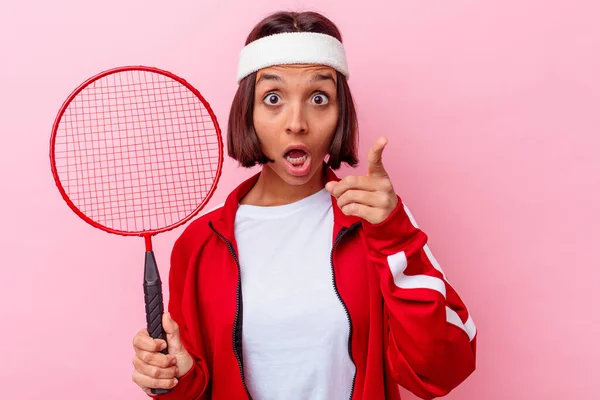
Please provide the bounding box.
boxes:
[367,136,389,177]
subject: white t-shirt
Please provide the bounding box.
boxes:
[234,188,355,400]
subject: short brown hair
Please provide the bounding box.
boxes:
[227,11,359,170]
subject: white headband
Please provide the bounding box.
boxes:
[236,32,350,84]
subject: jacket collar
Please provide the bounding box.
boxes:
[208,165,361,241]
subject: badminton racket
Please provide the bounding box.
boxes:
[49,65,223,395]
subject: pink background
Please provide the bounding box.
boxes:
[1,0,598,398]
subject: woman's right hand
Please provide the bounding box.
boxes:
[132,312,194,394]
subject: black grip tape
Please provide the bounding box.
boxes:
[144,251,171,396]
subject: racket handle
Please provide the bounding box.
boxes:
[143,250,171,396]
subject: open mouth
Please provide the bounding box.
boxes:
[283,146,311,177]
[285,149,308,165]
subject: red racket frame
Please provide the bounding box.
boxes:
[49,65,224,250]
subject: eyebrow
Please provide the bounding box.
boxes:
[256,73,285,84]
[310,72,336,84]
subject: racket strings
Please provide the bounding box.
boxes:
[53,70,220,233]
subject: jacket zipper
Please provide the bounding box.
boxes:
[209,222,253,400]
[331,222,361,400]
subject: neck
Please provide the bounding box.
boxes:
[240,163,326,206]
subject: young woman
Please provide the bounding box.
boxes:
[131,11,477,400]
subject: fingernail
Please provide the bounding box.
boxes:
[174,379,179,385]
[160,342,167,350]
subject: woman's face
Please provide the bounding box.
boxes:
[253,64,339,186]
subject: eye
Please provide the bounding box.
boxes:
[263,93,282,106]
[311,93,329,105]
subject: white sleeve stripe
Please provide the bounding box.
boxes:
[423,244,447,280]
[403,204,449,281]
[389,204,476,341]
[464,314,477,341]
[446,307,477,341]
[397,274,448,297]
[387,252,447,298]
[387,252,476,342]
[403,203,420,228]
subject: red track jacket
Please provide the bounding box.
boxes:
[154,168,477,400]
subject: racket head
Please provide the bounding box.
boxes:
[50,66,223,237]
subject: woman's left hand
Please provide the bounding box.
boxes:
[325,136,398,225]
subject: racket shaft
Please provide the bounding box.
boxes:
[144,251,171,395]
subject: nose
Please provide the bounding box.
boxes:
[285,101,308,135]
